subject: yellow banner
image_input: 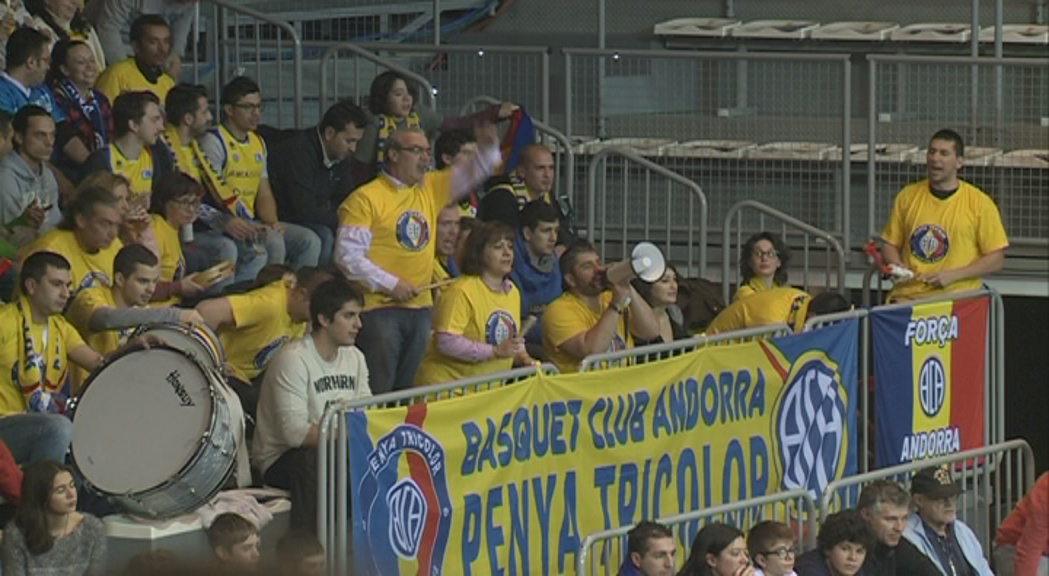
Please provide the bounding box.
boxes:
[348,321,858,575]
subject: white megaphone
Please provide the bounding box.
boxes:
[604,242,667,285]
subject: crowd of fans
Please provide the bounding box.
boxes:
[624,468,1047,576]
[0,0,1020,572]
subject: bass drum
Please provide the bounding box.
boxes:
[69,344,241,519]
[132,323,225,371]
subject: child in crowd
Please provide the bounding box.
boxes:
[206,512,261,575]
[795,510,874,576]
[747,521,799,576]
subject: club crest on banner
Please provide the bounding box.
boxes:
[771,349,849,498]
[396,211,430,251]
[357,423,451,575]
[918,356,946,417]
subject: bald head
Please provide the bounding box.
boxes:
[515,144,555,198]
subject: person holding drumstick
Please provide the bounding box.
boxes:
[413,222,532,387]
[65,244,204,390]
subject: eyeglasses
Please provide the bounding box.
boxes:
[753,249,779,260]
[233,103,264,112]
[761,545,800,560]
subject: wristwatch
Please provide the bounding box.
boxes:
[611,296,631,315]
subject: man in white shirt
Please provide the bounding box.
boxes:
[252,276,371,533]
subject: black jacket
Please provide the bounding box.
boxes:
[863,540,942,576]
[267,127,361,232]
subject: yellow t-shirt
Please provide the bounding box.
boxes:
[219,281,306,382]
[94,57,175,104]
[207,124,268,218]
[65,287,134,390]
[338,170,453,310]
[542,291,631,374]
[0,298,85,415]
[150,214,185,307]
[882,179,1009,302]
[101,143,154,199]
[20,230,124,297]
[733,277,782,302]
[414,276,521,386]
[706,287,810,335]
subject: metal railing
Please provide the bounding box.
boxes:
[198,0,304,127]
[578,323,790,371]
[316,363,557,573]
[819,439,1035,557]
[722,200,848,303]
[318,42,550,123]
[587,147,709,276]
[459,95,577,214]
[577,489,819,576]
[866,54,1049,247]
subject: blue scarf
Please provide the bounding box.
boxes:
[510,229,562,320]
[55,77,107,150]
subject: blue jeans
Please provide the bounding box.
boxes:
[194,229,267,290]
[0,413,73,464]
[263,222,322,269]
[304,223,334,266]
[356,307,431,395]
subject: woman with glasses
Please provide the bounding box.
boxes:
[355,70,516,176]
[736,232,790,302]
[48,39,113,182]
[147,171,207,305]
[679,522,755,576]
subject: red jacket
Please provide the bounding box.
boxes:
[996,472,1049,575]
[0,441,22,504]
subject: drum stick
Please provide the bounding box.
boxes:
[418,278,457,291]
[518,315,538,337]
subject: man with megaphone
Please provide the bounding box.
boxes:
[541,240,663,373]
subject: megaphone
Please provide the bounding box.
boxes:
[604,242,667,285]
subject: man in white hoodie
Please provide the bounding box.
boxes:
[252,276,371,533]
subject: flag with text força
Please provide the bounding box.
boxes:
[872,294,989,467]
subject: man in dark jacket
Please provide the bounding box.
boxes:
[855,480,942,576]
[618,520,675,576]
[268,100,368,265]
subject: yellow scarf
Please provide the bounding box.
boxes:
[14,296,69,414]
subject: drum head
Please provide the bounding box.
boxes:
[71,347,216,494]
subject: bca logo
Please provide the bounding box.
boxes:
[774,351,848,497]
[918,356,946,417]
[910,224,950,263]
[396,211,430,251]
[484,310,516,346]
[358,424,451,575]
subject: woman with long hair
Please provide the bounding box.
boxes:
[354,70,516,175]
[27,0,105,67]
[632,263,688,346]
[736,232,790,302]
[414,221,531,386]
[48,39,114,182]
[1,461,106,574]
[678,523,755,576]
[148,171,207,305]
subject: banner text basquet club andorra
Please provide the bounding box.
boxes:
[348,319,859,575]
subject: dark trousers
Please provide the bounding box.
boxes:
[263,447,318,533]
[355,307,431,395]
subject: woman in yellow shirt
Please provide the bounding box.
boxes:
[147,172,206,305]
[734,231,790,301]
[415,222,531,387]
